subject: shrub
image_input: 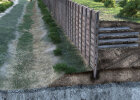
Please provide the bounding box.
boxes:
[104,0,116,8]
[119,0,129,7]
[0,1,13,12]
[53,63,77,74]
[119,0,140,17]
[53,48,62,56]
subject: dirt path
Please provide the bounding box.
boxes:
[29,1,63,88]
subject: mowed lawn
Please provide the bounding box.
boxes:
[72,0,140,23]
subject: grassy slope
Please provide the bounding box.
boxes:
[12,1,35,89]
[72,0,140,23]
[0,0,27,67]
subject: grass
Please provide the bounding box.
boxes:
[72,0,140,23]
[12,1,35,89]
[38,0,86,74]
[53,63,77,74]
[53,48,62,56]
[0,0,27,67]
[0,0,13,12]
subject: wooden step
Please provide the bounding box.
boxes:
[98,43,139,49]
[99,32,139,39]
[99,38,139,45]
[99,27,130,31]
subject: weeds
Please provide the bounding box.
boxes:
[53,48,62,56]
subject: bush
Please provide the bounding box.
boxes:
[119,0,140,17]
[53,48,62,56]
[0,1,13,12]
[104,0,115,8]
[53,63,77,74]
[119,0,129,7]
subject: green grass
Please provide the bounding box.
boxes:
[53,63,77,74]
[53,48,62,56]
[0,0,27,67]
[0,0,13,12]
[12,1,35,89]
[38,0,86,73]
[72,0,140,23]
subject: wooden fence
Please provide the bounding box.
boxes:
[42,0,99,78]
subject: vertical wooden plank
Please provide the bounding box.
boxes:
[74,3,77,46]
[81,6,87,58]
[71,2,74,42]
[72,2,76,44]
[78,5,83,52]
[66,0,69,35]
[68,1,70,38]
[69,1,71,39]
[64,0,67,33]
[94,12,99,78]
[88,11,92,65]
[90,11,99,79]
[75,4,79,48]
[85,9,92,65]
[64,0,67,31]
[70,1,72,41]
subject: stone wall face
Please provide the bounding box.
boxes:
[0,83,140,100]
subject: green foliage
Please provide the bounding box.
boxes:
[53,48,62,56]
[119,0,140,17]
[53,63,77,74]
[119,0,129,7]
[73,0,140,23]
[104,0,116,8]
[0,1,13,12]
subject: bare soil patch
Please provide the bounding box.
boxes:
[50,68,140,87]
[98,47,140,69]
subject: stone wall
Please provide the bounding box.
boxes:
[0,82,140,100]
